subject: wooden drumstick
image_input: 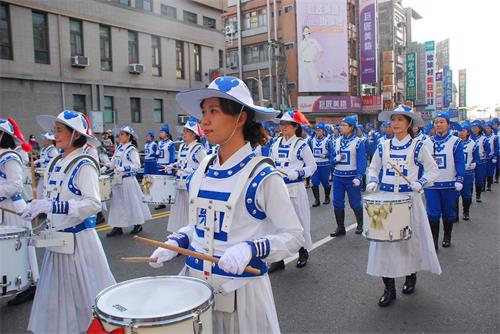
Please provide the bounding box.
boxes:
[133,235,261,275]
[277,169,288,177]
[121,257,158,263]
[387,161,423,193]
[29,152,37,199]
[0,206,22,216]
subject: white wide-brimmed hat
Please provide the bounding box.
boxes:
[118,125,138,140]
[41,132,55,141]
[378,104,424,127]
[0,118,20,144]
[176,116,203,137]
[176,76,278,121]
[37,110,100,147]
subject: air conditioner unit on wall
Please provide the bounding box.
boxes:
[71,56,89,67]
[178,114,190,125]
[129,64,145,74]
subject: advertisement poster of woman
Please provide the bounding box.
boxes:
[297,0,349,93]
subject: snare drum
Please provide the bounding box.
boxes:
[94,276,214,334]
[99,175,112,201]
[0,226,32,297]
[142,175,176,204]
[362,193,412,242]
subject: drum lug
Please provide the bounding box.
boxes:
[389,231,393,241]
[0,276,12,291]
[15,235,22,251]
[193,315,203,334]
[27,270,32,283]
[15,275,22,290]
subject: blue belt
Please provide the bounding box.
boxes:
[334,170,357,177]
[62,216,96,233]
[0,194,22,202]
[428,181,455,189]
[316,161,331,167]
[122,172,136,178]
[380,183,412,192]
[186,246,267,278]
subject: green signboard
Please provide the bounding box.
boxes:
[406,52,417,101]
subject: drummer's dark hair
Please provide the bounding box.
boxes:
[402,115,415,138]
[122,132,138,147]
[64,124,87,147]
[0,132,16,149]
[213,98,267,147]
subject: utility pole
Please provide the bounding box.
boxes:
[236,0,243,79]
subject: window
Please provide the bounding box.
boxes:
[218,49,223,68]
[203,16,216,29]
[176,40,184,79]
[151,35,161,77]
[161,4,176,18]
[226,50,238,68]
[103,96,114,123]
[194,44,201,81]
[183,10,197,24]
[100,25,112,71]
[130,98,141,123]
[284,42,294,50]
[69,19,83,56]
[118,0,130,6]
[243,43,268,65]
[32,11,49,64]
[0,4,12,60]
[136,0,152,11]
[128,31,138,64]
[153,99,163,123]
[284,5,293,13]
[224,17,238,34]
[242,9,266,30]
[73,95,86,113]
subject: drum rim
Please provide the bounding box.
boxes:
[94,276,214,327]
[0,226,29,240]
[363,193,411,204]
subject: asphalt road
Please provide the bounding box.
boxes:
[1,185,499,333]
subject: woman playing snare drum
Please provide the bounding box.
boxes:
[366,104,441,307]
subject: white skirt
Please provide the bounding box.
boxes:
[167,189,189,232]
[367,193,442,278]
[183,267,280,334]
[290,183,312,250]
[108,177,151,228]
[28,229,116,334]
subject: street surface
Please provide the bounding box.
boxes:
[1,186,499,333]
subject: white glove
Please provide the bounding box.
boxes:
[287,170,299,181]
[335,154,342,162]
[493,158,498,164]
[469,162,476,169]
[115,166,126,173]
[352,178,361,187]
[410,181,422,193]
[100,166,108,174]
[149,239,179,268]
[184,167,194,174]
[366,182,378,193]
[105,162,114,169]
[218,243,252,275]
[34,159,41,166]
[21,199,52,219]
[455,182,463,191]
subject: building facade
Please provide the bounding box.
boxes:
[0,0,225,143]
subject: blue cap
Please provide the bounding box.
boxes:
[160,124,170,133]
[366,122,373,128]
[492,118,499,125]
[342,115,358,127]
[485,121,493,128]
[315,122,327,131]
[434,111,450,121]
[471,120,483,129]
[460,121,471,132]
[424,123,434,135]
[147,131,154,138]
[450,122,461,131]
[381,121,391,127]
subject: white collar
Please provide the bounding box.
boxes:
[213,142,253,169]
[281,135,298,145]
[392,134,412,146]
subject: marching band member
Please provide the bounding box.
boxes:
[149,76,303,333]
[470,120,490,203]
[167,117,206,232]
[22,110,115,333]
[0,118,39,305]
[34,132,58,199]
[366,104,441,307]
[492,118,500,183]
[154,124,176,210]
[483,122,498,191]
[330,115,366,236]
[310,122,333,207]
[377,121,393,145]
[104,125,151,236]
[424,112,465,249]
[269,110,317,270]
[143,130,159,176]
[457,122,478,221]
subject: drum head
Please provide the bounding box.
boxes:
[363,192,410,202]
[95,276,213,324]
[99,175,110,180]
[0,226,28,238]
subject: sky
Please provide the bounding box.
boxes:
[402,0,500,107]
